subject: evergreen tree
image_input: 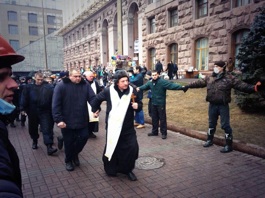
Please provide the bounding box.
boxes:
[235,7,265,111]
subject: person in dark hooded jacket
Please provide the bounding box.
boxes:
[52,68,95,171]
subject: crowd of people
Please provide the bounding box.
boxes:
[1,33,264,197]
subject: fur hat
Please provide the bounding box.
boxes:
[214,61,226,67]
[113,70,128,84]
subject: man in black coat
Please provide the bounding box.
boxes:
[20,72,57,155]
[155,60,163,75]
[52,68,95,171]
[166,61,174,80]
[0,35,24,197]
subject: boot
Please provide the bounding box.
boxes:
[220,134,233,153]
[32,140,38,149]
[72,155,80,166]
[203,128,215,147]
[127,171,137,181]
[65,161,74,171]
[47,144,58,155]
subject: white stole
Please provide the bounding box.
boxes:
[105,84,133,161]
[87,81,99,122]
[90,81,96,94]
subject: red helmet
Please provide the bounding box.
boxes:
[0,34,25,67]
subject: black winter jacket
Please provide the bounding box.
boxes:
[188,72,255,104]
[52,77,95,129]
[0,118,23,198]
[20,81,54,112]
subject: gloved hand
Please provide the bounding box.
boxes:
[182,85,189,93]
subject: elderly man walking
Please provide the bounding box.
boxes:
[83,71,102,138]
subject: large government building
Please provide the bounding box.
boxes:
[0,0,63,74]
[59,0,265,73]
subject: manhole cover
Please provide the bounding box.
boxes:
[135,156,165,170]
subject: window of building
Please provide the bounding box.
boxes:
[149,48,156,69]
[169,9,178,28]
[94,39,97,50]
[82,44,85,53]
[94,20,97,31]
[149,17,156,34]
[232,29,249,67]
[169,43,178,63]
[7,11,17,21]
[89,59,92,67]
[48,28,56,34]
[69,35,71,44]
[88,42,91,51]
[28,13,37,23]
[72,33,75,42]
[83,60,86,69]
[82,27,85,37]
[77,31,80,40]
[30,41,34,44]
[9,40,19,51]
[8,25,18,35]
[233,0,251,7]
[47,15,56,25]
[196,37,208,70]
[87,24,90,35]
[196,0,208,19]
[29,26,38,36]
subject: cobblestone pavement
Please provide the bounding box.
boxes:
[8,103,265,198]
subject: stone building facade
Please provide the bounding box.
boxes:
[60,0,265,72]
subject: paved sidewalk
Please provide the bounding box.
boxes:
[8,106,265,198]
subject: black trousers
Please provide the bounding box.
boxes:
[61,126,89,163]
[151,104,167,135]
[27,110,54,145]
[208,103,232,135]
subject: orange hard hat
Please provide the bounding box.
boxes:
[0,34,25,67]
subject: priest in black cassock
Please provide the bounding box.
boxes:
[91,70,142,181]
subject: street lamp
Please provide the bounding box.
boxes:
[42,0,48,71]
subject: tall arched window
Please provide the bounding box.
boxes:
[149,48,156,70]
[169,43,178,63]
[196,37,208,70]
[233,29,249,67]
